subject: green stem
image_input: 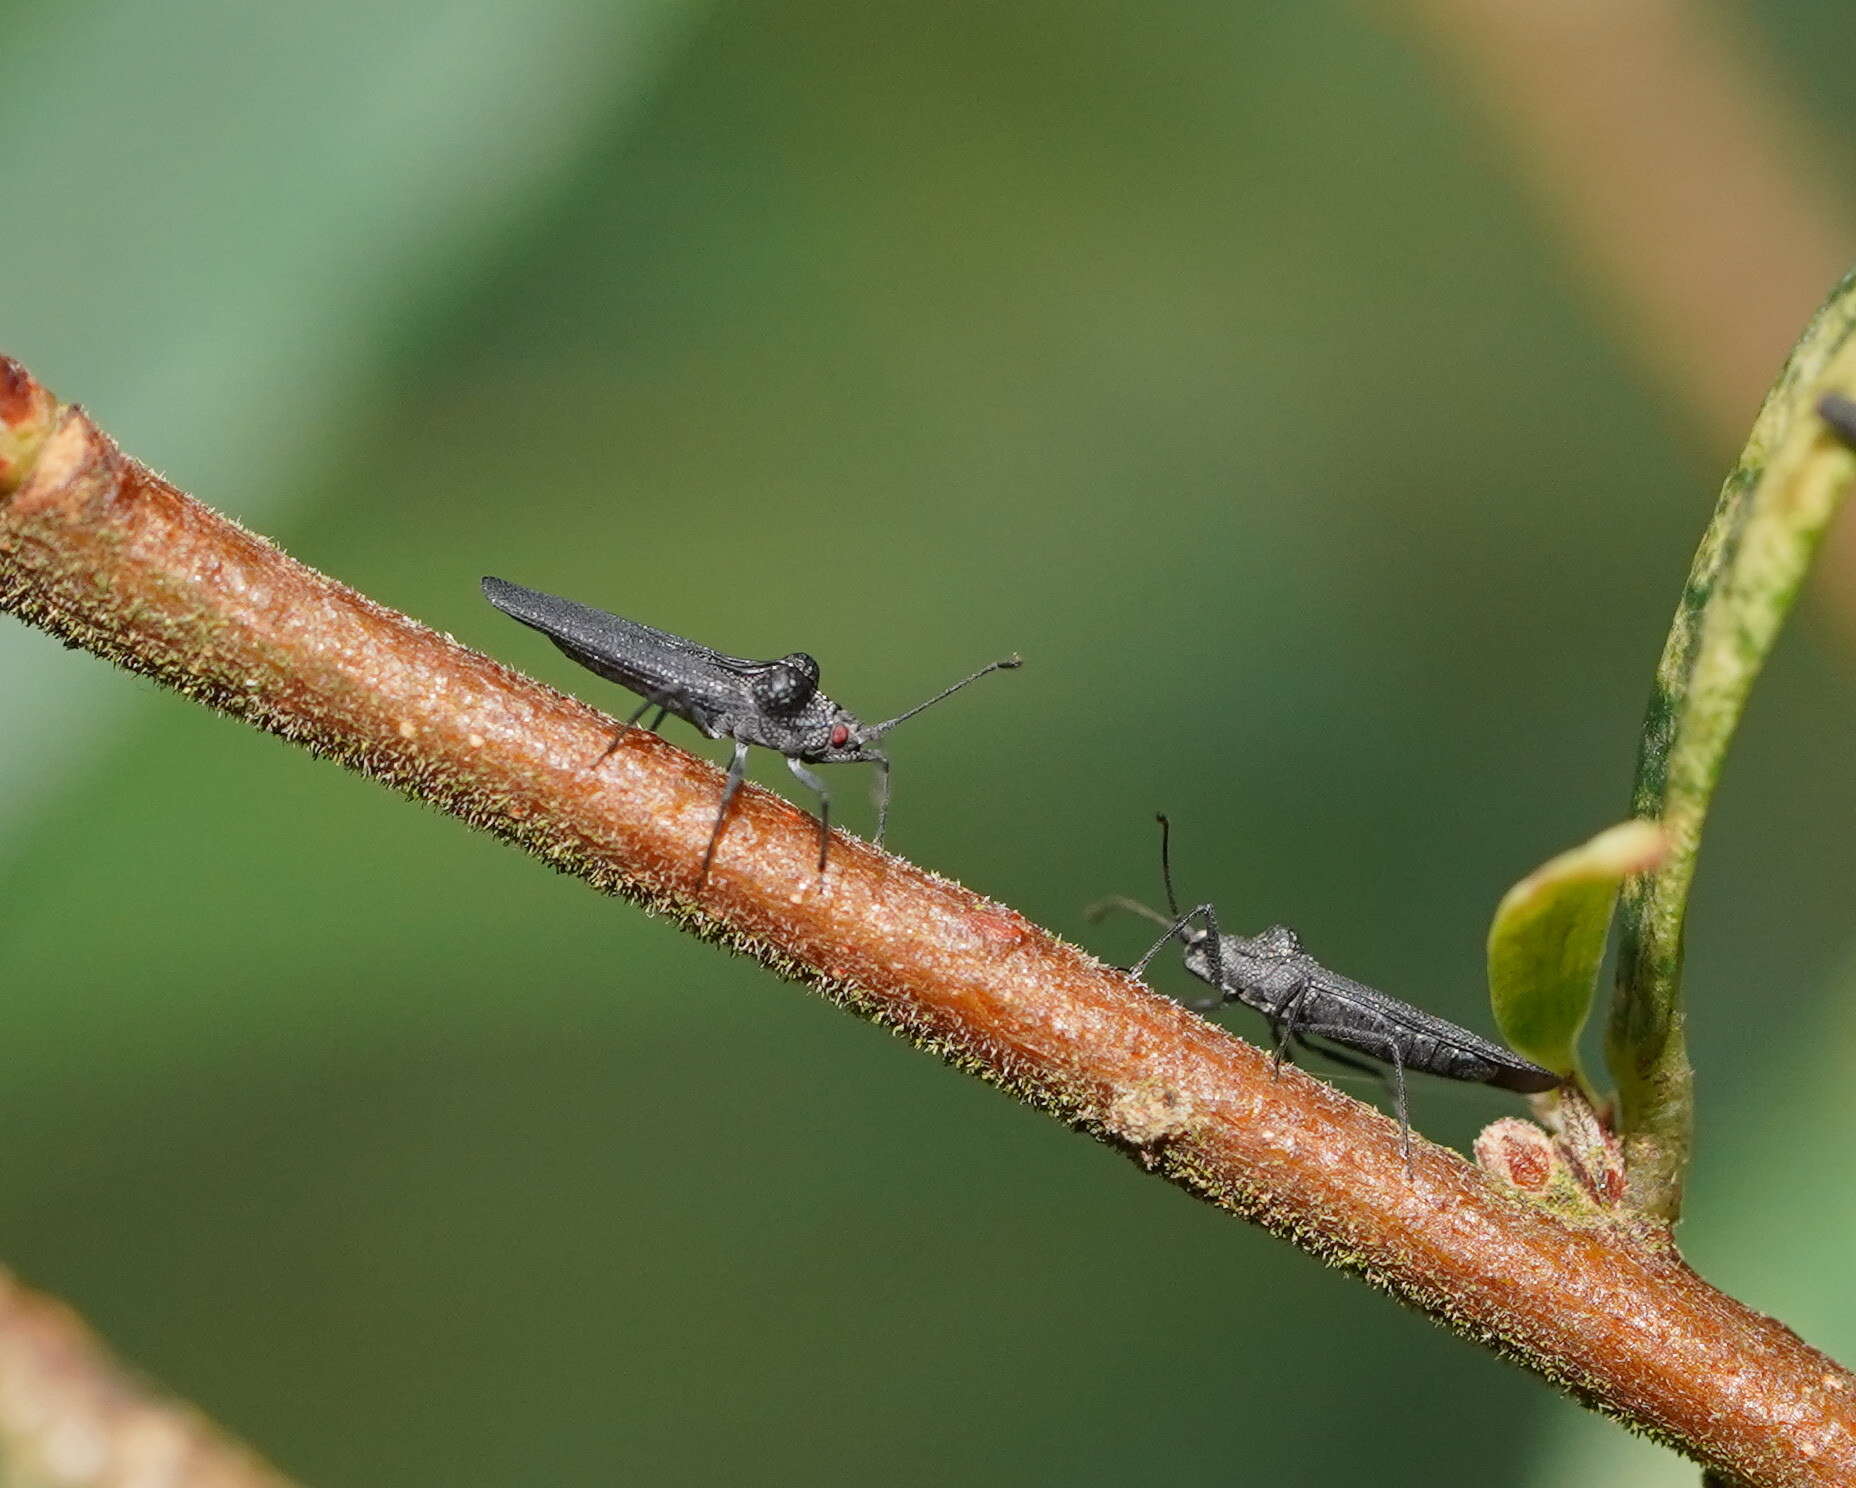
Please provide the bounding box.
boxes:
[1612,267,1856,1220]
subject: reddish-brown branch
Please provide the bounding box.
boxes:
[1,356,1852,1486]
[0,1266,298,1487]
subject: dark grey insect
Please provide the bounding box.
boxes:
[1089,816,1561,1167]
[481,577,1019,880]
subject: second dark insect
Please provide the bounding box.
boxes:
[481,577,1019,880]
[1090,815,1560,1166]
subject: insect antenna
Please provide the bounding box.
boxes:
[864,655,1021,738]
[1124,814,1213,979]
[1084,815,1189,936]
[1155,812,1183,918]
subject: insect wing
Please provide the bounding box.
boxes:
[1305,968,1557,1090]
[482,577,741,703]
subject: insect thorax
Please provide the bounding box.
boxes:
[1185,934,1309,1014]
[729,693,866,758]
[752,653,821,715]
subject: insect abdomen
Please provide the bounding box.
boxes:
[1302,974,1561,1091]
[1481,1058,1562,1095]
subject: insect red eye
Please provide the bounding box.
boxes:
[830,724,850,748]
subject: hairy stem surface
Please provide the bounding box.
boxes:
[1,357,1852,1486]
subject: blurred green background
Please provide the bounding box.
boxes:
[3,3,1855,1484]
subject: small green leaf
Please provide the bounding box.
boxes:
[1488,821,1667,1085]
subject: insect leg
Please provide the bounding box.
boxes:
[1293,1014,1414,1175]
[1280,1022,1397,1080]
[1131,904,1220,980]
[700,740,751,883]
[1083,895,1174,929]
[1292,1035,1395,1092]
[595,689,681,767]
[593,726,632,768]
[1387,1030,1411,1174]
[786,757,834,873]
[869,754,892,847]
[1088,899,1224,999]
[1279,1031,1399,1088]
[1267,977,1313,1076]
[1193,904,1228,985]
